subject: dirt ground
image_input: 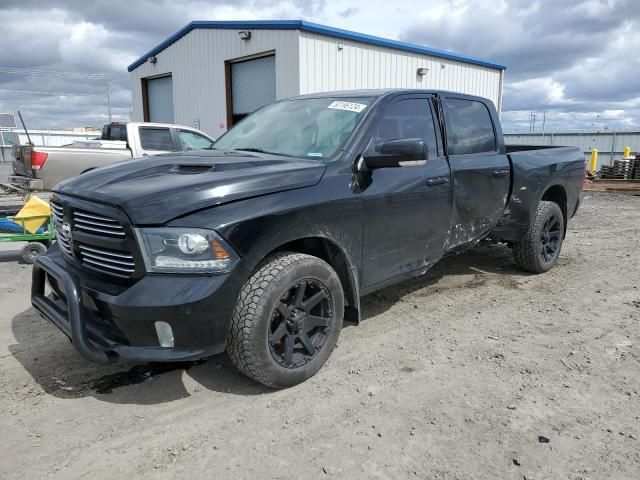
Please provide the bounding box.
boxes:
[1,192,639,480]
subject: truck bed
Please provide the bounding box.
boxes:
[11,146,132,191]
[494,145,585,242]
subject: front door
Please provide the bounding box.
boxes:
[442,95,511,248]
[361,95,452,288]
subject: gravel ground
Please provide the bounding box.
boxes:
[1,192,639,480]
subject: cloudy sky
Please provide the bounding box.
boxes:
[1,0,638,132]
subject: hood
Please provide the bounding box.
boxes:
[54,150,326,224]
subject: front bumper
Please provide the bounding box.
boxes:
[31,246,240,364]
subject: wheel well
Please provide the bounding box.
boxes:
[541,185,567,234]
[270,237,359,323]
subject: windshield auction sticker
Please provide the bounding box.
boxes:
[327,101,367,113]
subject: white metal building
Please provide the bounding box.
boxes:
[128,20,506,137]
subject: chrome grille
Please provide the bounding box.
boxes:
[56,233,73,256]
[73,210,125,237]
[50,200,63,227]
[50,200,72,256]
[78,244,135,275]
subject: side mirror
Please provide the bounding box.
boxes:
[363,138,427,169]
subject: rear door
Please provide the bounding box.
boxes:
[442,95,510,248]
[361,95,452,288]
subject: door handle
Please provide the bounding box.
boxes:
[426,177,449,186]
[492,169,510,177]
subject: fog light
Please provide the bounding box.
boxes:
[155,321,174,348]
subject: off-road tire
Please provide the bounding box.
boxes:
[21,241,47,264]
[227,252,344,388]
[513,200,564,273]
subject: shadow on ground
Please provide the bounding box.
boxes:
[361,241,529,319]
[9,241,525,405]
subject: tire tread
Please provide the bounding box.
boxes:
[512,200,564,273]
[227,252,340,387]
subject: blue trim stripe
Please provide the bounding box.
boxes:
[127,20,507,72]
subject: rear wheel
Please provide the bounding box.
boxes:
[512,200,564,273]
[227,253,344,388]
[21,241,47,264]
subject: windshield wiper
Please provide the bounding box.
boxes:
[231,147,296,158]
[234,147,282,155]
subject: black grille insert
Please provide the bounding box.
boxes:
[50,198,136,278]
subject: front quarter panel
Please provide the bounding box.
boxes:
[169,170,362,290]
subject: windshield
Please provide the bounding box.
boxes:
[213,97,372,158]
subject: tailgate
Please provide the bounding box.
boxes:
[11,145,32,177]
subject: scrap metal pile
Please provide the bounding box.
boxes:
[599,154,640,180]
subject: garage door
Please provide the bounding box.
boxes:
[147,75,174,124]
[231,55,276,124]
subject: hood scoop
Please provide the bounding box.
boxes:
[172,164,214,175]
[55,152,326,224]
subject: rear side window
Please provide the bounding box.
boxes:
[103,124,127,141]
[373,98,438,159]
[139,127,174,151]
[445,98,496,155]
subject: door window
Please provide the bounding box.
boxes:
[373,98,438,159]
[445,98,496,155]
[177,130,214,151]
[139,127,175,151]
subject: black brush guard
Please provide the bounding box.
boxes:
[31,256,114,364]
[31,256,211,364]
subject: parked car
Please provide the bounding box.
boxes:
[9,122,215,191]
[31,90,584,388]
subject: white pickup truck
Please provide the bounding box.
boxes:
[10,122,216,191]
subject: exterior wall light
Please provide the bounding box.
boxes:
[417,67,428,76]
[148,56,157,64]
[238,31,252,41]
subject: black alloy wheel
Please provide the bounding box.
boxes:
[512,200,565,273]
[268,279,333,368]
[540,213,561,263]
[227,252,344,388]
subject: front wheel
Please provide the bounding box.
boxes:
[512,200,565,273]
[227,253,344,388]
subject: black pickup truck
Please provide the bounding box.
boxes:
[31,90,584,388]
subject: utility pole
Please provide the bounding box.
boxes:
[106,82,112,123]
[530,112,536,132]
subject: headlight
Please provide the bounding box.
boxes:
[135,228,239,273]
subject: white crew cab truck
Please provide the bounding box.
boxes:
[10,122,216,191]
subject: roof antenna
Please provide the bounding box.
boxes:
[17,110,32,146]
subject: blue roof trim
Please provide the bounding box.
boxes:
[127,20,507,72]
